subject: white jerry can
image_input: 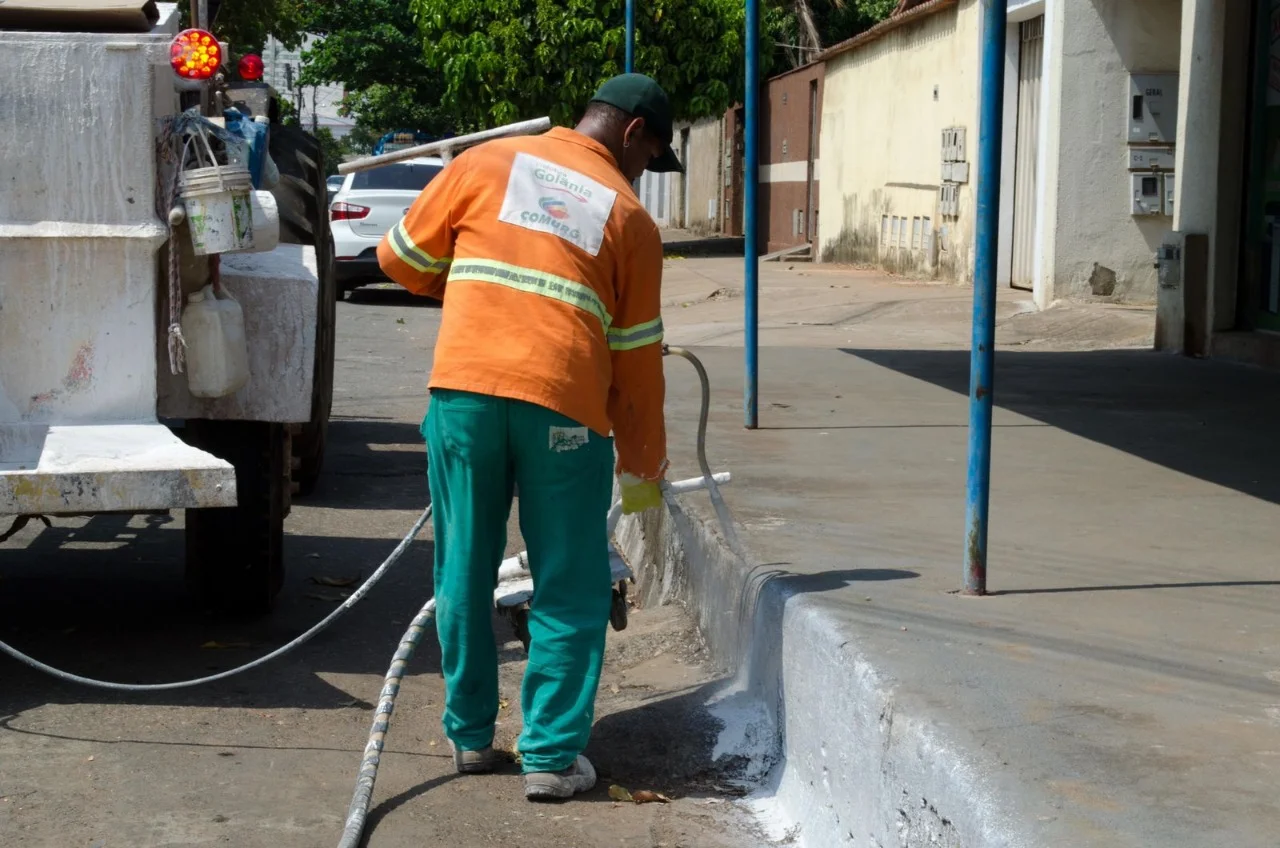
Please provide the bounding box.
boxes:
[181,284,251,398]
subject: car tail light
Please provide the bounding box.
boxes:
[170,29,221,81]
[331,202,370,221]
[238,53,265,82]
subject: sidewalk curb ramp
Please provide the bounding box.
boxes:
[617,502,1029,848]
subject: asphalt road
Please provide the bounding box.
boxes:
[0,286,763,848]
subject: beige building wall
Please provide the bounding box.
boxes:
[674,117,725,234]
[818,0,982,282]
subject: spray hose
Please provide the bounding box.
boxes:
[0,348,736,848]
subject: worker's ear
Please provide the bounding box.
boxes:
[623,117,647,149]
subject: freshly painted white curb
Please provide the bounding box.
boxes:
[616,502,1025,848]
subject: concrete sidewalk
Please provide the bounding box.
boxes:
[622,259,1280,847]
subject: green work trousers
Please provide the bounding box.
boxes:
[423,388,614,774]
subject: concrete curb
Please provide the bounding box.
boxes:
[617,499,1027,848]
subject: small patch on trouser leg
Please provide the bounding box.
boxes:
[548,425,589,453]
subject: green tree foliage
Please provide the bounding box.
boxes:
[410,0,793,129]
[296,0,454,145]
[787,0,896,61]
[311,127,348,175]
[204,0,307,52]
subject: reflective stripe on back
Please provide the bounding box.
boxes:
[448,259,612,329]
[606,316,663,351]
[390,221,450,274]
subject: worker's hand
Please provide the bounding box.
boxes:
[619,473,663,515]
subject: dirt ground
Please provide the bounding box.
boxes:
[0,284,766,848]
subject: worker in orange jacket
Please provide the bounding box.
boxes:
[377,74,681,801]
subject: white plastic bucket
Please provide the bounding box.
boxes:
[223,190,280,255]
[180,165,255,255]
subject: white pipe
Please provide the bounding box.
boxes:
[498,472,732,583]
[337,118,552,175]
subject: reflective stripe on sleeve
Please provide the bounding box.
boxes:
[448,259,612,329]
[389,221,450,274]
[606,316,663,351]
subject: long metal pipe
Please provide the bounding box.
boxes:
[743,0,760,429]
[625,0,636,73]
[337,118,551,175]
[963,0,1009,596]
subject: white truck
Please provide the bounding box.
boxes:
[0,2,337,613]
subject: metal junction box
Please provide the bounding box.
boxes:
[1129,146,1176,172]
[1129,74,1179,144]
[1132,172,1165,216]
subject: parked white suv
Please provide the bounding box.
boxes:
[330,157,445,298]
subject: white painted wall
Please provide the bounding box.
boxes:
[818,0,983,282]
[1158,0,1227,346]
[1045,0,1182,304]
[0,19,178,468]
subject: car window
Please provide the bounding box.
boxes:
[351,162,443,192]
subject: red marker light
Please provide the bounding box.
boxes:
[170,29,221,81]
[330,203,370,221]
[238,54,265,82]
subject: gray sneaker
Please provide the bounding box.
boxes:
[451,743,502,775]
[524,755,598,801]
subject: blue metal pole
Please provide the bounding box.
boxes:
[744,0,760,429]
[963,0,1008,596]
[625,0,635,73]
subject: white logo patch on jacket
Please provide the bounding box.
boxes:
[498,153,618,256]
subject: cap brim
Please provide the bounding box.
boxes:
[648,146,684,174]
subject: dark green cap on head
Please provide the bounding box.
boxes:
[590,73,684,174]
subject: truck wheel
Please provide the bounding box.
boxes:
[184,420,287,615]
[268,125,336,497]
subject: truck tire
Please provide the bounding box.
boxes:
[184,420,287,615]
[268,125,336,497]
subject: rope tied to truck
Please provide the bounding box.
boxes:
[155,110,242,374]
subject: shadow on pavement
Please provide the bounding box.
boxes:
[994,579,1280,596]
[842,348,1280,505]
[307,419,428,512]
[0,415,442,716]
[346,287,441,308]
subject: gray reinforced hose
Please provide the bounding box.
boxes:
[338,595,437,848]
[0,506,433,692]
[336,346,741,847]
[663,346,746,557]
[0,347,736,848]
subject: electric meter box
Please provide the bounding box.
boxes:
[1132,172,1164,216]
[1129,74,1179,144]
[1129,147,1176,171]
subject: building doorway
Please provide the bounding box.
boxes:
[1009,14,1045,291]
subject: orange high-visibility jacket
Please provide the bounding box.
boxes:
[377,127,667,481]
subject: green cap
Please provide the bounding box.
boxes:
[590,73,684,174]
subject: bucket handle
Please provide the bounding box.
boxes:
[183,124,228,192]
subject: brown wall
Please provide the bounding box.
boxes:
[763,63,825,253]
[721,63,825,253]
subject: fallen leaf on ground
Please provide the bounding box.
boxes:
[310,575,360,588]
[498,698,510,710]
[86,756,95,762]
[396,317,406,324]
[631,790,671,804]
[201,641,252,649]
[608,785,633,802]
